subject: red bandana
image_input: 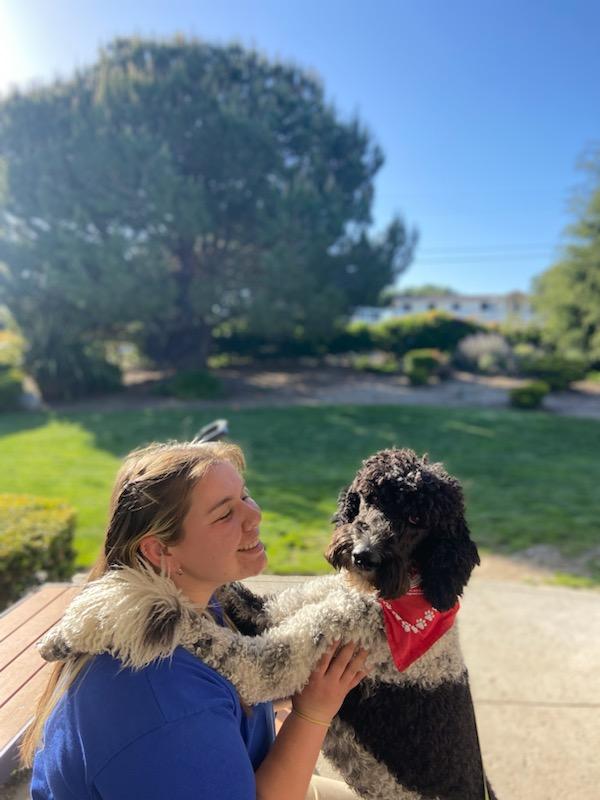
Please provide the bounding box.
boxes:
[378,573,459,671]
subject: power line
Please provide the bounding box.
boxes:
[414,253,554,265]
[418,242,556,255]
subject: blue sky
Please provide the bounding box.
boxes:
[1,0,599,294]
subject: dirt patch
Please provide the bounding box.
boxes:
[51,364,600,419]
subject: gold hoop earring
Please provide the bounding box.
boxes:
[175,566,184,576]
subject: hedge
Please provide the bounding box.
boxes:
[518,354,588,391]
[213,312,483,361]
[0,495,77,610]
[403,348,448,385]
[509,381,550,410]
[372,312,483,356]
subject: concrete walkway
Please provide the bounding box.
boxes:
[3,572,599,800]
[245,573,600,800]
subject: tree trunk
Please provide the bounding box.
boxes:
[143,246,212,370]
[157,322,212,370]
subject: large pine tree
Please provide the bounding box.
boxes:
[0,38,415,397]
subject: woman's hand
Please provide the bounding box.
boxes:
[292,640,370,723]
[256,641,370,800]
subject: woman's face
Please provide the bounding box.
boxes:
[168,460,266,600]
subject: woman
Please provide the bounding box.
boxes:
[24,439,368,800]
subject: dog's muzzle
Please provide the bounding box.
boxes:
[351,546,380,571]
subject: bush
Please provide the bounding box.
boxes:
[0,367,24,411]
[518,354,588,391]
[374,311,483,357]
[328,322,377,354]
[213,320,376,360]
[154,369,225,400]
[512,342,544,361]
[509,381,550,410]
[29,341,122,401]
[455,333,515,374]
[0,330,25,368]
[500,323,545,347]
[212,312,480,363]
[351,353,399,373]
[403,348,448,385]
[0,495,76,610]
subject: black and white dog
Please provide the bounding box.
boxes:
[40,448,496,800]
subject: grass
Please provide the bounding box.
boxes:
[0,404,599,580]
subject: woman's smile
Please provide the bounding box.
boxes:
[237,539,263,553]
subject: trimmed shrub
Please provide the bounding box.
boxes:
[518,355,588,391]
[0,495,76,610]
[509,381,550,410]
[403,348,448,385]
[454,333,514,374]
[374,311,483,357]
[0,367,24,411]
[154,369,225,400]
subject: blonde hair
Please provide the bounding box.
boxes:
[21,439,245,766]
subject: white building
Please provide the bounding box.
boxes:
[352,292,536,326]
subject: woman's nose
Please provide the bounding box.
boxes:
[243,498,261,529]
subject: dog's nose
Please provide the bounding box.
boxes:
[352,548,377,570]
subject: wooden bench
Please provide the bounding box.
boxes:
[0,583,80,785]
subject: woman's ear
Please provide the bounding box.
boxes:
[139,536,169,570]
[415,518,480,611]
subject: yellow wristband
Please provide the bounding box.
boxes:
[291,707,331,728]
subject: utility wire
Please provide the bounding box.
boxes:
[414,253,554,265]
[418,242,556,255]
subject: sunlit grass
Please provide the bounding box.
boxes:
[0,405,598,580]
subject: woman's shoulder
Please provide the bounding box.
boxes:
[75,647,242,729]
[146,646,243,721]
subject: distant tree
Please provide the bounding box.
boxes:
[533,148,600,363]
[0,37,415,395]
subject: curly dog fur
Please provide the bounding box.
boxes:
[40,448,496,800]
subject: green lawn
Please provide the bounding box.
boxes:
[1,405,598,580]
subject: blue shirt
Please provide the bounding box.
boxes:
[31,646,275,799]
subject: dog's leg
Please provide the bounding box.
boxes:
[185,589,383,705]
[260,574,343,626]
[39,569,383,707]
[216,581,271,634]
[217,575,341,632]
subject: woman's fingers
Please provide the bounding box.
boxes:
[325,641,368,679]
[315,640,341,674]
[325,641,356,674]
[341,647,369,682]
[348,670,369,691]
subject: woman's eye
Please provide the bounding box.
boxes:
[217,508,233,522]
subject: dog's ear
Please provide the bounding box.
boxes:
[332,486,360,525]
[414,518,480,611]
